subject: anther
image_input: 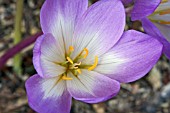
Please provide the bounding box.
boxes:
[76,69,82,74]
[159,21,170,24]
[69,46,74,52]
[161,0,168,3]
[68,46,74,56]
[159,9,170,15]
[66,57,74,64]
[88,56,98,71]
[83,48,89,58]
[62,74,72,80]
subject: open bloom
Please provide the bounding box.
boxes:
[129,0,170,59]
[25,0,163,113]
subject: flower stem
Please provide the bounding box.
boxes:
[13,0,24,74]
[0,32,42,69]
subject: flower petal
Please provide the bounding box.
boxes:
[33,34,66,78]
[95,30,163,83]
[131,0,161,21]
[141,18,170,59]
[40,0,88,51]
[121,0,133,5]
[25,74,72,113]
[67,70,120,103]
[71,0,125,64]
[154,23,170,43]
[155,0,170,11]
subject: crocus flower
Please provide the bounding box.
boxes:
[25,0,163,113]
[130,0,170,59]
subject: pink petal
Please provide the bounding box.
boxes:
[67,70,120,103]
[141,18,170,59]
[40,0,88,51]
[71,0,125,64]
[33,34,66,78]
[25,74,72,113]
[95,30,163,83]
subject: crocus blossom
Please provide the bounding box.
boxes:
[130,0,170,59]
[25,0,163,113]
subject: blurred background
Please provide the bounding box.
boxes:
[0,0,170,113]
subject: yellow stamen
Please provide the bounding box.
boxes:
[161,0,168,3]
[69,46,74,52]
[159,9,170,15]
[62,74,72,80]
[83,48,89,58]
[88,56,98,71]
[66,57,73,64]
[68,46,74,56]
[77,69,82,74]
[159,21,170,24]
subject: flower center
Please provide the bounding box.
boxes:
[60,46,98,80]
[149,0,170,25]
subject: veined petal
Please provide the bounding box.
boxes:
[121,0,133,5]
[25,74,72,113]
[141,18,163,37]
[40,0,88,52]
[131,0,161,21]
[95,30,163,83]
[33,34,66,78]
[67,70,120,103]
[148,0,170,25]
[149,14,170,22]
[154,23,170,42]
[71,0,125,63]
[141,18,170,59]
[155,0,170,11]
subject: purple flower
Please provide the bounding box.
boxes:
[130,0,170,59]
[25,0,163,113]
